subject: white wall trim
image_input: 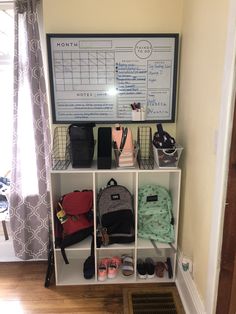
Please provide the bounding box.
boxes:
[206,0,236,313]
[0,1,13,9]
[176,251,206,314]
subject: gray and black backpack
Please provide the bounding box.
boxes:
[97,178,135,246]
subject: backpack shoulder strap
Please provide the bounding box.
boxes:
[107,178,117,186]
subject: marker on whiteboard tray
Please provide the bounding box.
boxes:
[131,102,141,111]
[115,123,121,130]
[131,103,135,110]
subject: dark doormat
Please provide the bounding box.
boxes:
[123,285,185,314]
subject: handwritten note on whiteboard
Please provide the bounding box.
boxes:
[47,34,179,123]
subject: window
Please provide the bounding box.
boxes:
[0,3,14,176]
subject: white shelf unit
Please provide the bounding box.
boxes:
[50,165,181,286]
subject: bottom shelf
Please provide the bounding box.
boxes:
[55,256,175,286]
[56,258,93,285]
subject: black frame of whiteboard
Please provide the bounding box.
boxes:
[47,33,179,124]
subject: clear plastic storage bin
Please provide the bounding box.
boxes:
[113,143,139,168]
[153,144,183,168]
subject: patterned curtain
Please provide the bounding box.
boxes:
[9,0,51,260]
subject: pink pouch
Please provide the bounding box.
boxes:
[112,126,133,151]
[112,126,134,166]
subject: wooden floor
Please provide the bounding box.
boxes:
[0,262,182,314]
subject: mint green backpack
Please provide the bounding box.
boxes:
[138,184,174,243]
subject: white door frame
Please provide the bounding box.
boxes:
[206,0,236,312]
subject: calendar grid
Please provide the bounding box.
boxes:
[54,50,115,91]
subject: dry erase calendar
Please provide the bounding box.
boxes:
[47,34,179,124]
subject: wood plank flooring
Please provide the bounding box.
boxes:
[0,262,182,314]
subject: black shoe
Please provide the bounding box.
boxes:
[145,257,155,279]
[137,258,147,279]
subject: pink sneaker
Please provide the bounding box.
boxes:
[107,256,121,279]
[97,258,110,282]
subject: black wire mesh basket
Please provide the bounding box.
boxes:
[52,126,70,170]
[137,126,154,170]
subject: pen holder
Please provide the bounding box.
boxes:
[141,109,146,121]
[132,110,141,121]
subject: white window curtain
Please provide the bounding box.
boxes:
[0,4,14,176]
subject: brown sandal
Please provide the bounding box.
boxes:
[156,261,167,277]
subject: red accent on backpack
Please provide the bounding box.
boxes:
[61,191,93,235]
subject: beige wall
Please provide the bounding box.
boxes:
[43,0,183,34]
[43,0,183,144]
[177,0,229,302]
[42,0,230,307]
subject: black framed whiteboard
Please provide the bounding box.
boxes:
[47,33,179,124]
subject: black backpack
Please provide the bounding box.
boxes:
[97,178,135,246]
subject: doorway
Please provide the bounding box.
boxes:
[216,95,236,313]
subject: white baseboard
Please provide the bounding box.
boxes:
[175,252,206,314]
